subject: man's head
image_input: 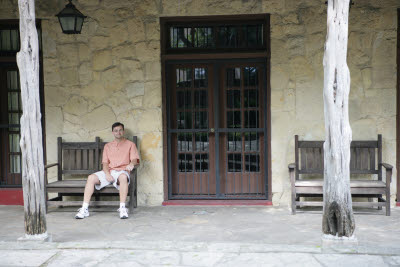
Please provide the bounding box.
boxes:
[111,122,124,140]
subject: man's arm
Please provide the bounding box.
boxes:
[126,142,140,172]
[125,159,139,172]
[103,162,114,182]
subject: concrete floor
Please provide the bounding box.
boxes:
[1,205,400,266]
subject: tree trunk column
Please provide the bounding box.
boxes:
[322,0,355,237]
[17,0,47,236]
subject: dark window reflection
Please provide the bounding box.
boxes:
[194,68,208,88]
[194,111,208,129]
[227,90,241,109]
[227,111,241,128]
[244,110,259,128]
[178,153,192,172]
[246,25,263,47]
[195,133,209,151]
[177,90,191,109]
[176,68,192,88]
[218,26,239,48]
[245,132,259,151]
[244,89,258,108]
[194,27,214,48]
[228,154,242,172]
[0,29,20,52]
[195,154,208,172]
[177,112,192,129]
[194,90,207,108]
[228,132,242,152]
[170,27,192,48]
[227,68,241,87]
[244,67,258,87]
[178,133,192,151]
[245,154,260,172]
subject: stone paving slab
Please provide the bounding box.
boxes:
[1,249,400,267]
[0,250,57,266]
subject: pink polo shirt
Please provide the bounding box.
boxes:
[102,138,140,171]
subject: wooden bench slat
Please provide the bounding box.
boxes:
[76,149,82,170]
[62,170,97,175]
[350,141,378,148]
[296,201,386,207]
[370,148,375,171]
[62,143,102,149]
[298,141,324,148]
[47,201,122,207]
[88,149,94,170]
[82,149,88,170]
[295,179,386,188]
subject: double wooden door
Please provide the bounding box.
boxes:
[167,60,268,199]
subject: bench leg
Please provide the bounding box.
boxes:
[386,191,391,216]
[290,169,296,215]
[134,171,137,208]
[291,195,297,215]
[378,196,383,210]
[128,171,136,212]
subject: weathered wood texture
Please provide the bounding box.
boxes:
[397,8,400,207]
[17,0,47,236]
[322,0,354,237]
[289,135,392,216]
[44,136,139,212]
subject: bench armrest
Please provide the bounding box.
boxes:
[381,163,393,170]
[381,163,393,184]
[288,163,296,170]
[44,163,58,169]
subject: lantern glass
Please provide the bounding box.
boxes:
[76,17,84,32]
[59,17,75,32]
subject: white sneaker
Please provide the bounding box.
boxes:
[118,207,129,219]
[75,208,89,219]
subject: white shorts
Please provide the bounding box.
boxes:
[93,170,130,190]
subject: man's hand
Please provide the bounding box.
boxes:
[126,163,135,172]
[105,173,114,183]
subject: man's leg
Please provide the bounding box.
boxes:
[83,174,100,203]
[118,174,129,204]
[75,174,100,219]
[117,174,129,219]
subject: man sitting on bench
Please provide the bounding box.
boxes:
[75,122,139,219]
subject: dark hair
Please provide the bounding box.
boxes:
[112,122,124,131]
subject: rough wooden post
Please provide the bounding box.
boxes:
[322,0,355,237]
[17,0,47,237]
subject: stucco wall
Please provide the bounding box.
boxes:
[0,0,398,206]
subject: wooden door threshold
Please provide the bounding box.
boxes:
[162,200,272,206]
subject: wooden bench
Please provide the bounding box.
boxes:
[289,134,392,215]
[44,136,138,212]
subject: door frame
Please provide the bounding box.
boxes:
[160,14,271,201]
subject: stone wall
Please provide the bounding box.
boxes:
[0,0,398,206]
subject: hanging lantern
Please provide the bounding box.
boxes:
[56,0,87,34]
